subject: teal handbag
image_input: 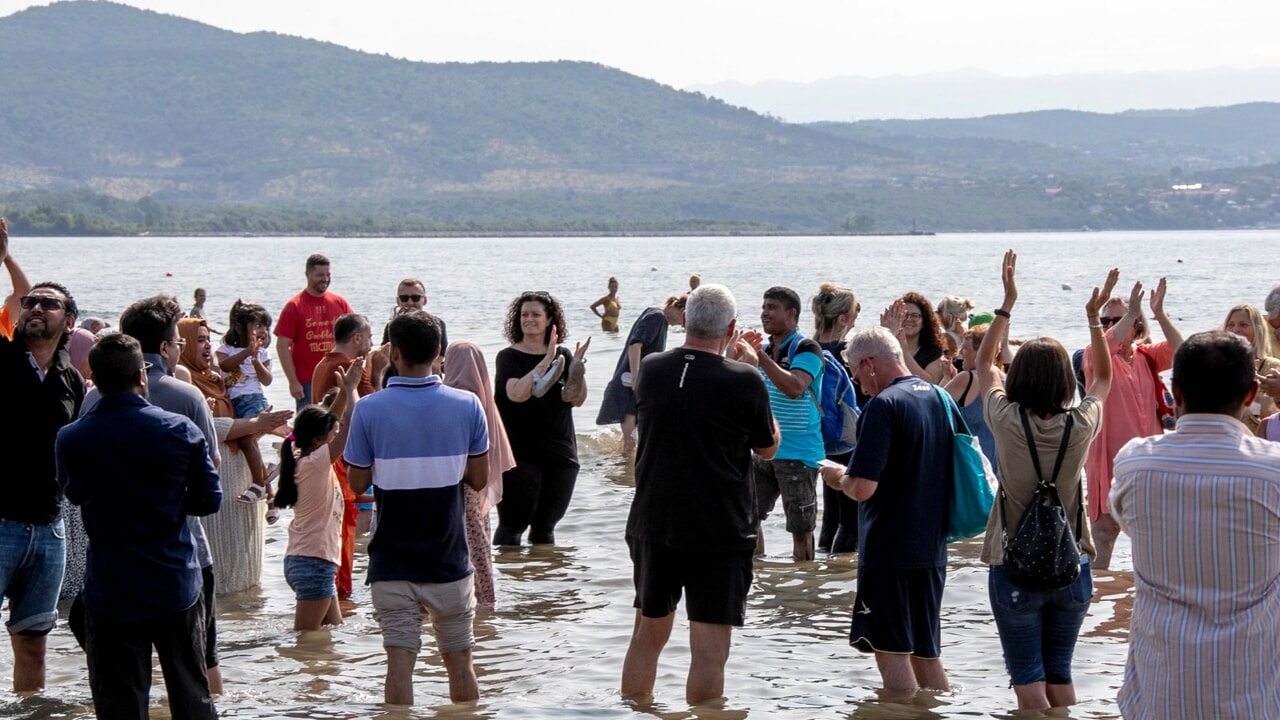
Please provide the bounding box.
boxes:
[934,386,997,542]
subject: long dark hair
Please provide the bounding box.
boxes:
[902,291,946,357]
[223,299,272,348]
[273,400,339,509]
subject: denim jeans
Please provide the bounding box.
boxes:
[989,559,1093,685]
[284,555,337,601]
[0,517,66,636]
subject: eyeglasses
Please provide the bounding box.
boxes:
[398,294,424,303]
[19,296,65,311]
[168,338,187,349]
[902,312,923,321]
[1100,317,1122,327]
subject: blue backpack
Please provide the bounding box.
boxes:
[785,337,860,454]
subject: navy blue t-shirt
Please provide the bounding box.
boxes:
[847,375,951,569]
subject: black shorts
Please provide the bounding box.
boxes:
[628,539,753,626]
[849,565,946,659]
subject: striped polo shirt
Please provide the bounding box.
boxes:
[343,375,489,584]
[1111,414,1280,719]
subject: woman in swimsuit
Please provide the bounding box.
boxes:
[590,277,622,332]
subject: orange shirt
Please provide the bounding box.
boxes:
[274,291,353,383]
[0,306,13,340]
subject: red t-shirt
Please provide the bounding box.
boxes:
[274,291,354,383]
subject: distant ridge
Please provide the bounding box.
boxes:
[689,68,1280,122]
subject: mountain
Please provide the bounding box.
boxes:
[688,68,1280,123]
[0,1,900,202]
[0,1,1277,234]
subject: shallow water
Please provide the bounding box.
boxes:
[3,230,1269,718]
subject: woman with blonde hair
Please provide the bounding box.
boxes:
[810,282,861,554]
[1222,303,1280,433]
[937,295,976,351]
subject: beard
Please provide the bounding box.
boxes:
[16,316,65,343]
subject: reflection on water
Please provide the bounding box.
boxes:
[0,429,1136,720]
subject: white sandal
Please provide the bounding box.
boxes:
[237,483,267,504]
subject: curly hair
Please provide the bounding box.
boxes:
[504,291,569,345]
[901,291,946,357]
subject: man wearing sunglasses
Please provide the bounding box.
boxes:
[381,278,449,352]
[0,219,86,692]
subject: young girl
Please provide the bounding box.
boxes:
[217,300,276,509]
[273,359,361,631]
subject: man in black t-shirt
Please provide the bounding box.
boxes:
[621,284,778,706]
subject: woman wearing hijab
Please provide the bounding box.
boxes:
[177,317,285,593]
[443,342,516,606]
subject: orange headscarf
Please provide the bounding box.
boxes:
[177,317,235,419]
[443,341,515,510]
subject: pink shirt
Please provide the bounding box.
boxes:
[1081,331,1172,518]
[286,444,344,565]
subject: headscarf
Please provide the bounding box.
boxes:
[178,317,235,419]
[443,341,515,509]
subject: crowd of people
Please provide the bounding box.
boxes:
[3,214,1280,717]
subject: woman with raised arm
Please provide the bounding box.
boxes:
[881,291,953,384]
[977,251,1116,713]
[493,291,590,546]
[1081,275,1183,569]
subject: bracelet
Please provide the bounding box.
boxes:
[993,308,1011,319]
[1089,323,1104,329]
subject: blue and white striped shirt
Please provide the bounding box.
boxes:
[1111,414,1280,719]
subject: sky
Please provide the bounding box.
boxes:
[2,0,1279,88]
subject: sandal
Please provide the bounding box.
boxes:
[531,355,565,398]
[561,357,586,401]
[237,483,267,504]
[265,506,280,525]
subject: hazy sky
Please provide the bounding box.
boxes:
[3,0,1278,87]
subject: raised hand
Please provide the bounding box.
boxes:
[1149,277,1169,317]
[573,336,591,361]
[0,217,8,265]
[1086,268,1118,318]
[337,356,365,391]
[880,300,905,336]
[1126,280,1145,314]
[1000,249,1018,307]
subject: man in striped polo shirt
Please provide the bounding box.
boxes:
[746,286,824,561]
[344,310,489,706]
[1112,331,1280,719]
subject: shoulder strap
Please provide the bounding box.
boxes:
[961,370,976,404]
[933,385,959,434]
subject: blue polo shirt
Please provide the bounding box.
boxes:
[56,393,221,622]
[343,375,489,584]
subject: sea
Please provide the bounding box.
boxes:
[2,229,1275,719]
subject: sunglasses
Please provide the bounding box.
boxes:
[398,294,424,303]
[1099,317,1122,327]
[19,295,66,311]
